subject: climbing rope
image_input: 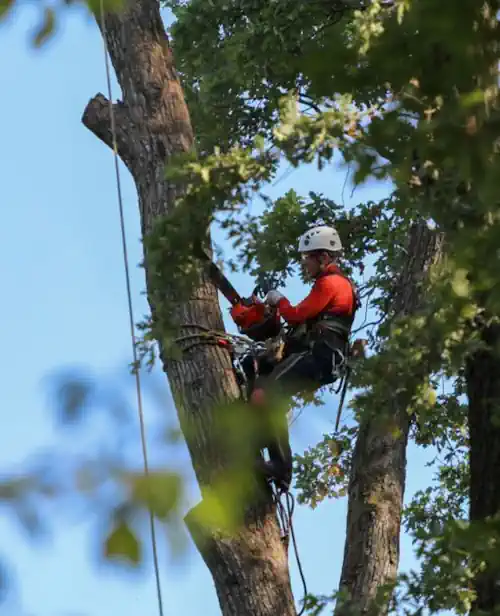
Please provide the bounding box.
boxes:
[273,486,309,616]
[98,2,165,615]
[286,492,309,616]
[173,324,245,354]
[334,366,351,432]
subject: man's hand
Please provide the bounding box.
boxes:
[240,294,263,307]
[265,290,284,306]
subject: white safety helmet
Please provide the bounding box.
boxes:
[298,225,343,254]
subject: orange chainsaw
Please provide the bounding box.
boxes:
[195,243,281,342]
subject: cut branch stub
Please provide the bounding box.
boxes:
[81,1,296,614]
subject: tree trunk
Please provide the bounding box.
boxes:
[336,222,445,615]
[82,2,296,614]
[466,322,500,613]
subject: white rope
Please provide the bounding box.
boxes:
[98,2,165,615]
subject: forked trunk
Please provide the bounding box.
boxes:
[336,222,444,615]
[82,1,295,614]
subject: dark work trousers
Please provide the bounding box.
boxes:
[252,336,347,487]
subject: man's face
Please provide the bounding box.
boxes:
[302,251,333,278]
[301,252,321,278]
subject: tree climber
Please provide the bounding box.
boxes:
[230,225,360,490]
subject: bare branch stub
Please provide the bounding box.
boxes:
[82,93,135,172]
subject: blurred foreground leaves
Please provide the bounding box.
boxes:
[0,0,125,48]
[0,366,189,581]
[6,0,500,612]
[1,365,315,585]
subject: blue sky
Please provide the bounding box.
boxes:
[0,4,437,616]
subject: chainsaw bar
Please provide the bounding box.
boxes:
[194,242,243,306]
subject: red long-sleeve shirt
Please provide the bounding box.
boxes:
[277,264,355,325]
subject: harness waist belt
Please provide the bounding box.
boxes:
[314,314,353,335]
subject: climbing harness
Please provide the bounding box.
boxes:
[98,3,164,615]
[174,326,279,400]
[333,337,368,432]
[313,269,361,433]
[177,321,355,432]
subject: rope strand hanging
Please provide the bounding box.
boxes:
[98,2,165,615]
[273,486,309,616]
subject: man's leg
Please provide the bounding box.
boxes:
[251,351,320,489]
[265,415,293,489]
[250,351,317,405]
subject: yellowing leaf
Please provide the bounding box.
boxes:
[461,303,478,319]
[190,491,236,534]
[130,472,181,520]
[426,388,437,406]
[461,89,485,108]
[452,269,470,298]
[104,521,141,565]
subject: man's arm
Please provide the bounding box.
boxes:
[277,278,335,325]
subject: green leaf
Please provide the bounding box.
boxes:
[0,0,14,21]
[189,488,238,533]
[55,377,94,425]
[104,521,141,565]
[451,269,470,298]
[85,0,126,15]
[200,167,210,183]
[130,471,181,520]
[32,8,56,48]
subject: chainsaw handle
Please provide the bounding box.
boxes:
[240,296,255,307]
[252,284,268,300]
[240,294,266,308]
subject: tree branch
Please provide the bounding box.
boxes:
[82,93,135,170]
[92,0,193,153]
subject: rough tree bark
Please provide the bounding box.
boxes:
[82,2,296,614]
[466,323,500,613]
[336,222,445,616]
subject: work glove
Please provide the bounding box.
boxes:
[265,289,284,306]
[240,294,263,307]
